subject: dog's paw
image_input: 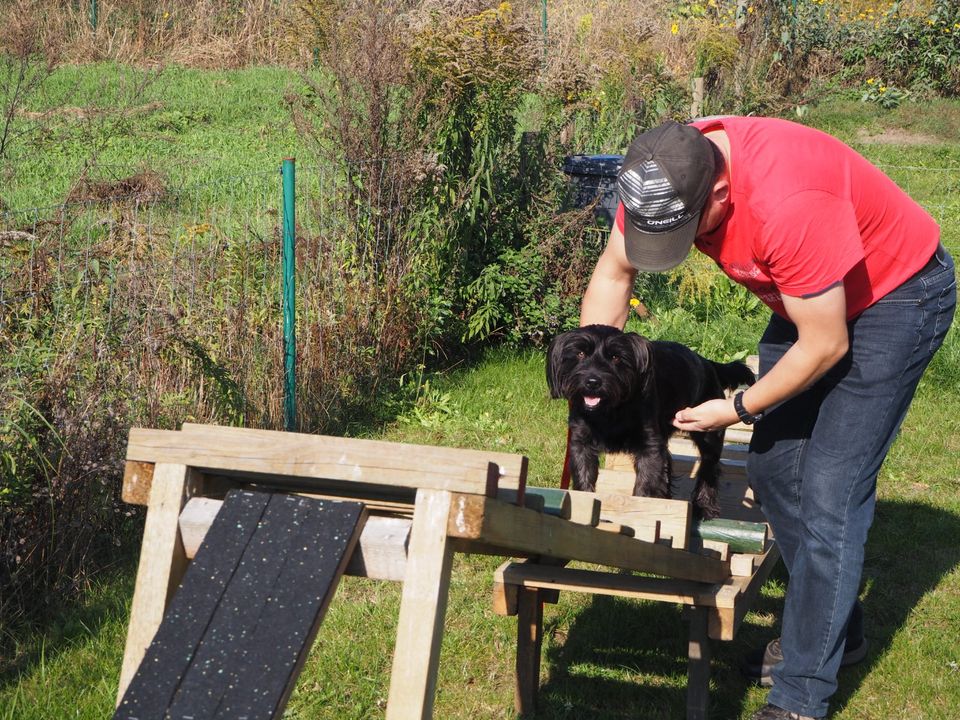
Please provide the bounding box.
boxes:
[692,486,722,520]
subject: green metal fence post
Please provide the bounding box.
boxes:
[90,0,98,31]
[281,158,297,431]
[541,0,548,61]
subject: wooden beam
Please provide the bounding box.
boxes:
[514,588,544,715]
[385,490,456,720]
[122,461,155,506]
[125,426,528,504]
[708,540,781,641]
[116,464,200,706]
[495,560,712,606]
[447,494,729,584]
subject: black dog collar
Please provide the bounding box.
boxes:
[734,390,763,425]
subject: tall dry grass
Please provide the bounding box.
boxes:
[0,0,298,68]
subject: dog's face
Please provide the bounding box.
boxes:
[546,325,654,413]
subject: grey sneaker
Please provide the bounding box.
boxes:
[750,703,820,720]
[742,636,869,686]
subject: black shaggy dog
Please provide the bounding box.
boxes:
[547,324,755,519]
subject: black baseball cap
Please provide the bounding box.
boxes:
[616,121,717,271]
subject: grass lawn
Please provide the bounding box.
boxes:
[1,70,959,718]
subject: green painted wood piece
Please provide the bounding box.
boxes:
[693,518,767,554]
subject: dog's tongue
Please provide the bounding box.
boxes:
[583,396,601,408]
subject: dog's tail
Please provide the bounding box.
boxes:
[711,359,756,390]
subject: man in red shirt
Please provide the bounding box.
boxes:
[581,118,955,720]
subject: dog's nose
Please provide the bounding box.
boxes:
[585,376,601,392]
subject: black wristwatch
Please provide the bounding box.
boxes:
[733,390,764,425]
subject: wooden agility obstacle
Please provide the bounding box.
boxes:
[115,407,776,719]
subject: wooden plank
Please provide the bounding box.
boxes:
[604,452,633,473]
[672,475,765,523]
[594,468,766,524]
[673,453,748,481]
[115,490,272,719]
[596,521,635,536]
[595,491,692,550]
[566,489,602,526]
[125,426,527,504]
[670,436,749,463]
[210,497,365,719]
[447,494,730,584]
[514,588,544,715]
[724,428,754,444]
[116,463,199,706]
[386,490,456,720]
[496,561,711,606]
[185,423,528,486]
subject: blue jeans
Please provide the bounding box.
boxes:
[747,246,956,718]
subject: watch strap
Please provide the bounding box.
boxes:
[734,390,763,425]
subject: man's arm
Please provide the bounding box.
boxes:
[673,283,850,431]
[580,223,638,328]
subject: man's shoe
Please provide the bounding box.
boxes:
[741,636,869,686]
[750,703,820,720]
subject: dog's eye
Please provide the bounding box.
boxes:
[611,354,620,364]
[577,351,585,360]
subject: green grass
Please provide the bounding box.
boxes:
[3,62,310,211]
[1,82,959,718]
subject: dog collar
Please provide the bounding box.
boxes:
[734,390,763,425]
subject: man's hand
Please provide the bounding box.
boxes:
[673,398,739,432]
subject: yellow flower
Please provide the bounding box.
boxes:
[630,298,641,308]
[671,22,679,35]
[866,77,875,84]
[748,6,754,14]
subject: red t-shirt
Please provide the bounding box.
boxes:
[615,116,940,319]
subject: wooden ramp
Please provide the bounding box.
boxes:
[114,490,364,720]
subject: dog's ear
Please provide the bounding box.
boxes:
[546,331,572,399]
[623,332,654,378]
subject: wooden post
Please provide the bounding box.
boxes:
[685,606,712,720]
[514,588,544,715]
[116,463,201,705]
[385,490,456,720]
